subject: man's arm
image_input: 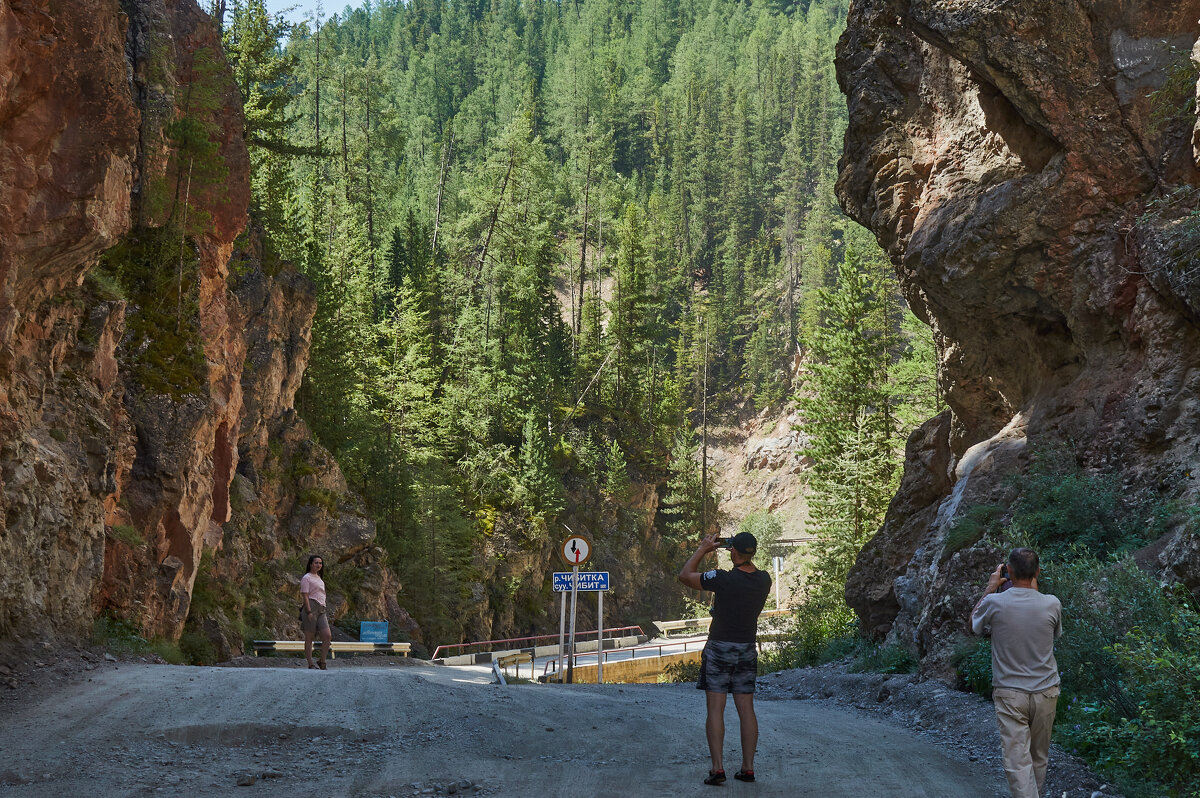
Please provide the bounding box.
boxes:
[969,562,1006,635]
[677,532,721,590]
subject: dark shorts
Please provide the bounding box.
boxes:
[697,640,758,694]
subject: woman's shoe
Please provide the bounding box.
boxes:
[703,770,726,786]
[734,770,755,782]
[317,661,327,670]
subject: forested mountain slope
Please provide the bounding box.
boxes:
[216,0,937,647]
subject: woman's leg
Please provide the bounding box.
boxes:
[303,623,315,668]
[319,626,331,666]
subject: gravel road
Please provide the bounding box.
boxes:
[0,659,1007,797]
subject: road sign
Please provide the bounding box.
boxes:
[559,533,593,566]
[360,621,388,643]
[552,571,610,592]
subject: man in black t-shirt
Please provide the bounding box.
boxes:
[678,531,772,786]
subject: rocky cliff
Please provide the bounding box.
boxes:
[836,0,1200,674]
[0,0,402,651]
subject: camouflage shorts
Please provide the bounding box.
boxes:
[697,640,758,694]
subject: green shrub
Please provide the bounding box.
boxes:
[1015,447,1168,557]
[757,592,857,674]
[85,266,127,302]
[92,614,184,664]
[848,641,917,675]
[953,637,993,696]
[1045,554,1200,798]
[944,504,1004,557]
[297,487,340,514]
[661,659,701,683]
[109,524,145,548]
[178,626,218,666]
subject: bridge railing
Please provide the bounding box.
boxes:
[431,625,645,661]
[542,635,710,679]
[543,609,794,680]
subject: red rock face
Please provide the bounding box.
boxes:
[837,0,1200,672]
[0,0,138,355]
[0,0,249,641]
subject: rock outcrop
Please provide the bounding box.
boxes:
[184,228,415,661]
[0,0,404,650]
[837,0,1200,674]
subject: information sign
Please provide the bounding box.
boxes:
[552,571,610,592]
[359,621,389,643]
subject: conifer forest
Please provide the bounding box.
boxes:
[216,0,939,642]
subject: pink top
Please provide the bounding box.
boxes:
[300,572,326,607]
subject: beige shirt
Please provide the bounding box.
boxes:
[300,573,327,607]
[971,587,1062,692]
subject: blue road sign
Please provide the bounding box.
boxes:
[553,571,610,592]
[360,621,389,643]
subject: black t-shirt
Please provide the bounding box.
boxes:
[700,566,772,644]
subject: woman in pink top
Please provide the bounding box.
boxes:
[300,555,331,669]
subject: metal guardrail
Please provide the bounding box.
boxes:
[432,625,645,660]
[544,610,794,679]
[543,635,709,679]
[251,641,412,658]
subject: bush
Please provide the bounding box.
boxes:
[757,592,857,674]
[848,641,917,675]
[661,658,701,683]
[1045,555,1200,798]
[92,614,184,664]
[944,504,1003,558]
[1015,447,1169,557]
[953,637,993,696]
[178,626,218,666]
[109,524,145,548]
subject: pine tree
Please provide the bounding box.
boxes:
[799,239,900,597]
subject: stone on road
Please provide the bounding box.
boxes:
[0,662,1005,797]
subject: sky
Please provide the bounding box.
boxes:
[262,1,347,25]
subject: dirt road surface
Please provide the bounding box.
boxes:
[0,660,1007,797]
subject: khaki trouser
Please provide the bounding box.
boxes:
[993,686,1059,798]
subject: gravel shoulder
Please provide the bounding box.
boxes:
[0,645,1117,798]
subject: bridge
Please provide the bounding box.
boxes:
[433,611,791,684]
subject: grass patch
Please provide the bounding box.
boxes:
[97,226,207,400]
[109,524,145,548]
[92,614,184,664]
[944,504,1004,558]
[85,266,127,302]
[297,487,340,514]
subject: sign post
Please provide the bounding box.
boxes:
[552,571,610,683]
[566,566,578,682]
[597,589,604,684]
[773,556,783,608]
[558,532,594,685]
[557,587,567,681]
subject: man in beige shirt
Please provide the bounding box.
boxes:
[970,547,1063,798]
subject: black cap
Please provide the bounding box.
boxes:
[725,532,757,555]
